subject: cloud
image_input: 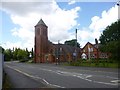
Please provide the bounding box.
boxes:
[76,5,118,47]
[1,0,53,2]
[2,1,59,16]
[68,0,76,5]
[1,1,118,50]
[2,41,22,49]
[76,28,94,47]
[89,5,118,39]
[1,0,117,2]
[2,0,80,50]
[64,4,118,47]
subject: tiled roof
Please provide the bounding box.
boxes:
[36,19,47,27]
[53,44,81,54]
[82,42,100,50]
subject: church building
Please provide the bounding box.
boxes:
[34,19,81,63]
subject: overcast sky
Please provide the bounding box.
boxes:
[0,0,118,50]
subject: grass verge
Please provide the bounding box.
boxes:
[3,71,13,88]
[63,59,119,68]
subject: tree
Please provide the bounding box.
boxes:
[4,49,13,61]
[99,19,120,61]
[64,39,80,48]
[25,48,29,59]
[13,48,18,60]
[17,49,28,60]
[0,46,4,54]
[3,47,33,61]
[31,48,34,58]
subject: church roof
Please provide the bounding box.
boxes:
[36,19,47,27]
[53,44,81,54]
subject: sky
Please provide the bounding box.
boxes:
[0,0,119,51]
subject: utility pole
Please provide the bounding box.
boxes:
[56,40,60,65]
[58,40,60,65]
[75,29,77,61]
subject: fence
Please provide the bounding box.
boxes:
[0,53,4,90]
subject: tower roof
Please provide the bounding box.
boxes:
[36,19,47,27]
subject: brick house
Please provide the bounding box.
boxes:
[34,19,81,63]
[81,41,109,59]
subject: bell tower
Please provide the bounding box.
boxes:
[34,19,48,63]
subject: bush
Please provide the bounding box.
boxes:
[19,59,27,62]
[66,59,119,68]
[28,60,34,63]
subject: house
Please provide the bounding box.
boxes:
[81,40,109,59]
[34,19,109,63]
[34,19,81,63]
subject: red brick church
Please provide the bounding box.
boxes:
[34,19,81,63]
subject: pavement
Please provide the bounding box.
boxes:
[4,61,120,88]
[4,66,46,88]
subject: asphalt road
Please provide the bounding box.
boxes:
[4,61,119,88]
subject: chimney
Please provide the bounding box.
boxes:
[95,38,98,44]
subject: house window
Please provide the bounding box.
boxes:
[83,50,85,52]
[90,48,93,52]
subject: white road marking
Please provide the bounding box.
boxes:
[93,81,118,86]
[49,84,65,88]
[5,64,118,86]
[53,70,119,86]
[34,67,118,81]
[86,75,92,78]
[111,80,120,83]
[5,65,65,88]
[42,79,49,84]
[85,79,92,82]
[38,65,118,74]
[37,67,119,86]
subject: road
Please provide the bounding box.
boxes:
[4,61,119,88]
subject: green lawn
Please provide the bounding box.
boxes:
[63,59,119,68]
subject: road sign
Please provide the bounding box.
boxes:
[73,52,76,57]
